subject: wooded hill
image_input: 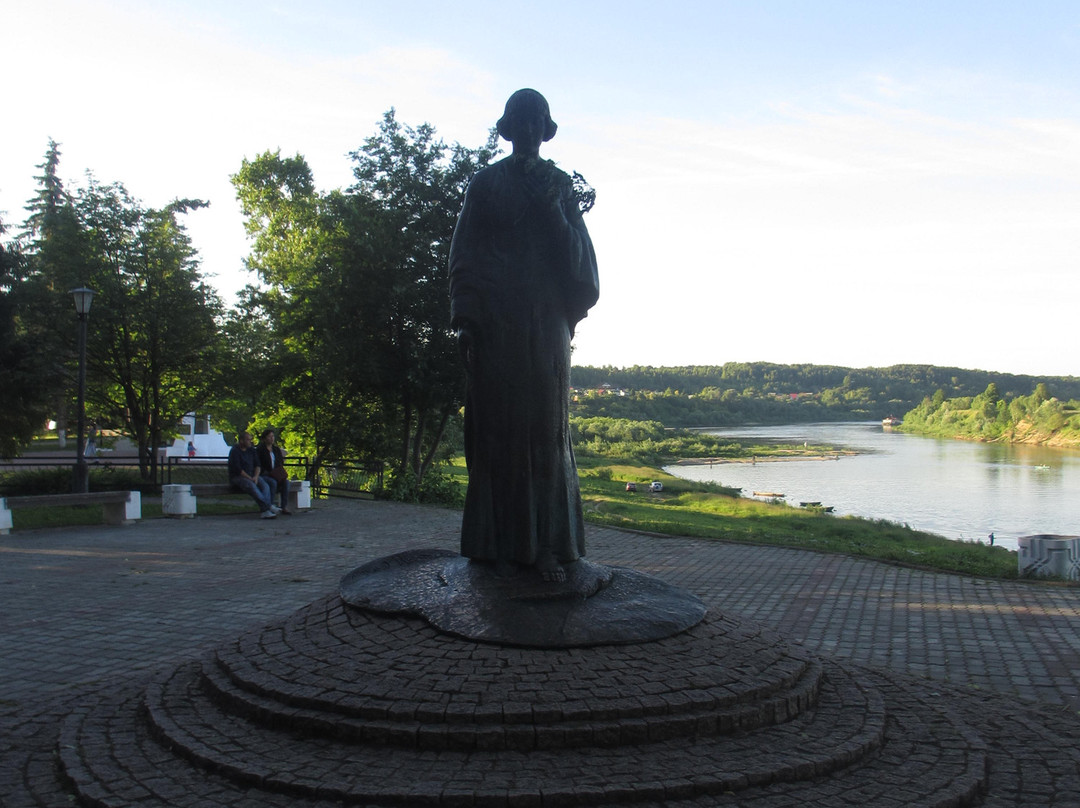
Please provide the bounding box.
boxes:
[899,383,1080,446]
[569,363,1080,427]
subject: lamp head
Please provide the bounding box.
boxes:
[69,287,95,316]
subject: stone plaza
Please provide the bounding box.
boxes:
[3,498,1080,805]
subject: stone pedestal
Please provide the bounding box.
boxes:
[1018,534,1080,580]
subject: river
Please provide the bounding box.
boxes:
[663,422,1080,551]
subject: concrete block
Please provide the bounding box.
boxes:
[102,491,141,525]
[0,498,11,534]
[286,480,312,512]
[1018,534,1080,580]
[162,484,197,517]
[296,479,312,509]
[124,490,142,522]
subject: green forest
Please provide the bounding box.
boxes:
[570,363,1080,428]
[898,383,1080,446]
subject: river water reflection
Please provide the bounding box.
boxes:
[663,422,1080,552]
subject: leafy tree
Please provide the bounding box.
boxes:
[233,112,498,486]
[346,111,498,482]
[0,217,56,455]
[17,140,93,445]
[73,179,224,479]
[232,151,379,473]
[17,142,224,477]
[210,285,277,442]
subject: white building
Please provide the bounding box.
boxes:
[162,413,232,459]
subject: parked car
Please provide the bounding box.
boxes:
[649,481,663,492]
[625,482,637,492]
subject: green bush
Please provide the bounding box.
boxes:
[0,466,152,496]
[376,466,465,507]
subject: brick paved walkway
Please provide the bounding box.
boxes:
[4,499,1080,806]
[2,497,1079,713]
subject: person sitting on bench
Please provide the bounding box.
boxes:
[257,428,291,515]
[228,431,278,518]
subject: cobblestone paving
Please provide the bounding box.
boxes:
[3,499,1080,713]
[2,498,1080,806]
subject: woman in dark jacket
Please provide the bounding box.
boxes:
[256,429,291,515]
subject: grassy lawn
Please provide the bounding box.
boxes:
[572,456,1020,580]
[7,497,256,531]
[444,452,1021,579]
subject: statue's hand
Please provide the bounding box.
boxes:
[521,164,569,222]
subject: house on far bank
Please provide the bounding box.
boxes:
[162,413,232,459]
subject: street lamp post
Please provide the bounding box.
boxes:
[70,287,95,494]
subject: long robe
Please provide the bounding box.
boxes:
[449,155,599,567]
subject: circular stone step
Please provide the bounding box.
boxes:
[56,655,987,807]
[207,595,821,750]
[44,591,988,807]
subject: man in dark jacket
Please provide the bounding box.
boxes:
[228,431,277,518]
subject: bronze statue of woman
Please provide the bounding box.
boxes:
[449,89,599,581]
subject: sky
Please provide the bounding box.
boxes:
[2,0,1079,378]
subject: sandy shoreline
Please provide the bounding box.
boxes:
[669,451,858,466]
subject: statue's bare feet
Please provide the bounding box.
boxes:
[541,566,567,583]
[537,554,567,583]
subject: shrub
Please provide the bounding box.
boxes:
[0,466,152,496]
[377,466,465,507]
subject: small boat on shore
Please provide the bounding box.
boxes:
[800,501,835,513]
[882,415,902,427]
[753,491,785,498]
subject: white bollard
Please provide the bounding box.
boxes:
[162,484,197,517]
[296,479,312,509]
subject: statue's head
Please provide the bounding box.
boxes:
[497,89,557,144]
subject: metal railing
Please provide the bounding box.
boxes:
[0,456,150,495]
[313,461,384,498]
[163,455,310,486]
[1,455,384,499]
[163,456,383,498]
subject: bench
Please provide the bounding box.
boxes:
[162,480,311,517]
[0,490,142,534]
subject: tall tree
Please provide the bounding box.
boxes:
[0,217,55,455]
[346,112,497,483]
[231,151,367,473]
[18,140,93,445]
[233,115,497,486]
[74,177,224,479]
[11,143,228,471]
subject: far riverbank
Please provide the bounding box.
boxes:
[670,450,858,466]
